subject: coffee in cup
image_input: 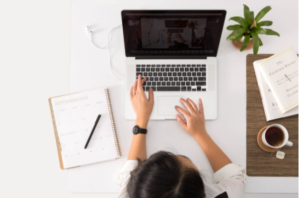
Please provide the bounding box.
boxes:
[262,124,293,149]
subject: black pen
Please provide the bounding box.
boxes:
[84,114,101,149]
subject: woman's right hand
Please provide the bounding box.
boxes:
[175,98,207,138]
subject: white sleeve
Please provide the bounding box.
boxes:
[117,160,138,198]
[213,163,246,198]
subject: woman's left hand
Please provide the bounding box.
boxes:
[130,75,154,128]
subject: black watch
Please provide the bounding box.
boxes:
[132,125,147,135]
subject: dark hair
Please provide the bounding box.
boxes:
[127,151,205,198]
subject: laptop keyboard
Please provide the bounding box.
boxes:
[136,64,207,92]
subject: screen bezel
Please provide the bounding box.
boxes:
[121,10,227,58]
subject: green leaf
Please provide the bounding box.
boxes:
[251,32,260,55]
[255,6,272,22]
[244,5,250,23]
[258,37,263,46]
[235,34,244,42]
[229,17,249,28]
[251,27,267,34]
[226,28,245,40]
[240,35,250,51]
[265,29,280,36]
[250,11,254,24]
[257,20,273,27]
[227,25,241,30]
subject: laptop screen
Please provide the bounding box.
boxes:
[121,10,226,57]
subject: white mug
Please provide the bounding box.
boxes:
[262,124,293,149]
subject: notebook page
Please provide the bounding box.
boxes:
[51,89,118,168]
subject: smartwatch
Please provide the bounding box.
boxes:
[132,125,147,135]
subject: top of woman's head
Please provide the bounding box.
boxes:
[127,151,205,198]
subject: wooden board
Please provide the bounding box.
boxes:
[246,54,298,177]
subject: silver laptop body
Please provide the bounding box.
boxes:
[121,10,226,120]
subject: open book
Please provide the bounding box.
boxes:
[253,59,298,121]
[49,88,121,169]
[257,46,298,113]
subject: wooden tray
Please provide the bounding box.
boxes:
[246,54,298,177]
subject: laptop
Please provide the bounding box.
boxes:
[121,10,226,120]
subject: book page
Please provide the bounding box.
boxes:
[51,89,118,168]
[254,60,298,121]
[258,47,298,113]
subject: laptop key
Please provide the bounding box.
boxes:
[167,65,171,67]
[185,68,189,71]
[181,82,185,85]
[187,73,191,76]
[179,77,183,81]
[152,82,156,86]
[187,64,191,67]
[189,77,193,81]
[202,64,206,67]
[167,82,171,86]
[186,82,190,86]
[202,72,206,76]
[187,86,192,91]
[154,73,157,76]
[196,82,206,86]
[202,88,206,91]
[193,77,197,81]
[192,64,196,67]
[162,82,166,86]
[166,68,170,72]
[174,77,178,81]
[163,73,167,76]
[147,82,151,86]
[168,72,172,76]
[169,77,173,81]
[145,87,150,91]
[180,68,184,72]
[175,68,179,72]
[183,72,187,76]
[160,77,163,81]
[136,68,140,72]
[197,64,201,67]
[136,65,141,67]
[190,68,194,72]
[157,82,161,86]
[181,86,187,91]
[170,68,174,72]
[164,77,168,81]
[146,68,150,72]
[195,68,198,72]
[150,77,154,81]
[155,77,158,81]
[173,72,177,76]
[184,77,187,81]
[197,86,201,91]
[136,73,142,76]
[197,72,201,76]
[152,87,156,91]
[172,82,175,86]
[156,68,160,72]
[178,73,181,76]
[147,65,151,67]
[142,65,146,67]
[191,82,195,86]
[176,82,180,86]
[141,68,145,72]
[198,77,206,81]
[162,65,166,67]
[200,68,206,71]
[158,73,162,76]
[151,68,155,72]
[157,87,180,91]
[192,72,196,76]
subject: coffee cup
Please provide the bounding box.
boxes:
[262,124,293,149]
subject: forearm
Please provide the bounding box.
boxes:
[194,132,232,172]
[127,119,148,161]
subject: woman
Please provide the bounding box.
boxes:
[118,75,245,198]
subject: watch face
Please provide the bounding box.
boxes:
[133,126,139,134]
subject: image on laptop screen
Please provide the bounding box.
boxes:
[122,10,226,57]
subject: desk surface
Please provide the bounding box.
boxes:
[68,0,298,195]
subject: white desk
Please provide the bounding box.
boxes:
[69,0,298,195]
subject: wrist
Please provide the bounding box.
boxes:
[135,118,148,129]
[193,130,208,140]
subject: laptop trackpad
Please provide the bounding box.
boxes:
[157,96,183,116]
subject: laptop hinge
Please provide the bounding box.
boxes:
[135,56,208,60]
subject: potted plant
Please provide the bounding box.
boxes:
[226,5,280,55]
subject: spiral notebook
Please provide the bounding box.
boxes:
[49,88,121,169]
